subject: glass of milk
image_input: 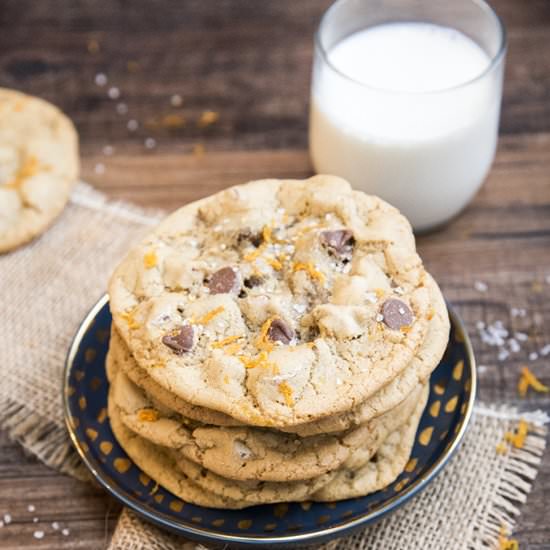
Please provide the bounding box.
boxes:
[309,0,506,232]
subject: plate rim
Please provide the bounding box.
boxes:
[63,293,477,546]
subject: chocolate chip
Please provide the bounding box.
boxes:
[244,275,264,289]
[208,266,239,294]
[381,299,413,330]
[162,325,195,354]
[268,318,295,345]
[321,229,355,257]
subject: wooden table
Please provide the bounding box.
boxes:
[1,1,549,548]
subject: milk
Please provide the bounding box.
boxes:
[310,22,503,231]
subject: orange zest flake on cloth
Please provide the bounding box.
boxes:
[292,262,325,284]
[137,408,159,422]
[278,381,294,406]
[193,306,225,325]
[498,525,519,550]
[517,366,549,398]
[497,419,530,454]
[143,250,157,269]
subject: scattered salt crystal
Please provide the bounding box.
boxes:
[61,528,70,536]
[498,349,509,361]
[144,137,157,149]
[365,292,377,304]
[474,281,488,292]
[293,304,307,314]
[529,352,539,361]
[107,86,120,99]
[94,73,107,86]
[477,364,488,374]
[33,530,44,539]
[476,321,485,330]
[336,378,343,386]
[127,119,139,131]
[508,339,520,353]
[51,521,59,530]
[33,517,38,523]
[393,286,405,295]
[170,94,183,107]
[94,163,105,175]
[398,306,406,315]
[103,145,114,156]
[27,505,35,512]
[515,332,528,342]
[511,307,526,318]
[540,344,550,356]
[3,514,11,524]
[116,102,128,115]
[375,313,384,322]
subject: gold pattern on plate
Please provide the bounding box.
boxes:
[75,370,85,381]
[465,378,472,392]
[97,408,108,423]
[461,402,467,414]
[433,383,445,395]
[405,458,418,473]
[418,426,434,446]
[99,441,113,455]
[191,517,202,524]
[429,401,441,417]
[67,386,76,397]
[96,328,110,343]
[70,415,80,428]
[394,478,410,492]
[341,510,354,518]
[79,440,89,453]
[154,494,164,504]
[453,360,464,381]
[317,515,330,525]
[169,500,184,513]
[211,519,225,527]
[264,523,277,531]
[326,502,336,509]
[238,519,253,529]
[113,458,132,474]
[454,328,465,343]
[89,377,102,391]
[274,503,289,518]
[84,348,97,363]
[300,502,312,511]
[78,396,87,410]
[445,395,459,413]
[139,473,151,486]
[85,428,98,441]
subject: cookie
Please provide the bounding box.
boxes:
[109,176,442,427]
[311,383,429,501]
[0,88,79,253]
[111,366,424,482]
[108,270,447,437]
[108,398,250,509]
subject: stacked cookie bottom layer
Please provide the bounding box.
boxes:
[106,327,433,509]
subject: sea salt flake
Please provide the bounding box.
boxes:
[529,352,539,361]
[3,514,11,524]
[393,286,405,295]
[540,344,550,356]
[127,119,139,131]
[474,281,488,292]
[508,339,520,353]
[144,137,157,149]
[116,102,128,115]
[375,313,384,322]
[33,530,44,539]
[477,364,488,374]
[33,517,38,523]
[498,349,509,361]
[107,86,120,99]
[94,73,107,86]
[62,528,70,536]
[476,321,485,330]
[515,332,528,342]
[365,292,377,304]
[170,94,183,107]
[27,505,35,512]
[51,522,60,530]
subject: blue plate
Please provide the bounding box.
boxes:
[64,295,476,548]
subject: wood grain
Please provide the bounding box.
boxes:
[1,0,549,548]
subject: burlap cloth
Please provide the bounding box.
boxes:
[0,183,547,549]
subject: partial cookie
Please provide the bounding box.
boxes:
[108,398,249,509]
[311,384,429,501]
[111,367,424,482]
[108,271,447,437]
[109,177,443,427]
[0,88,79,253]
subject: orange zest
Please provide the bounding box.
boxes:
[194,306,225,325]
[238,351,273,369]
[278,382,294,406]
[518,366,549,398]
[137,408,159,422]
[292,262,325,284]
[256,318,276,352]
[211,334,243,349]
[120,309,140,329]
[143,250,158,269]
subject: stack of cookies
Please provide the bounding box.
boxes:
[106,175,449,509]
